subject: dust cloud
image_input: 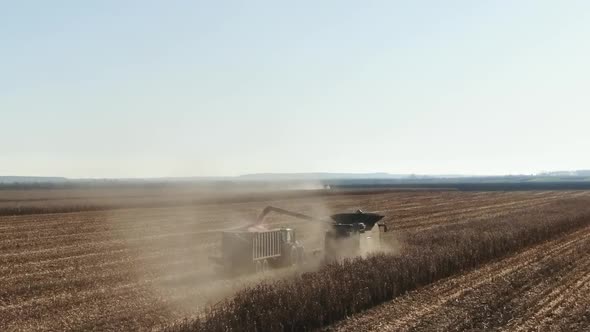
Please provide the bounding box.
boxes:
[103,182,396,321]
[103,183,333,317]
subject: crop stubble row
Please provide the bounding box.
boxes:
[330,225,590,332]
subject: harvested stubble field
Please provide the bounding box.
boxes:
[1,188,590,331]
[328,226,590,332]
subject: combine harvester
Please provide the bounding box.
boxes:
[210,206,388,276]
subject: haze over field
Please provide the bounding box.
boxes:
[2,1,590,178]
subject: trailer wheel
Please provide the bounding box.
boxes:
[255,261,263,274]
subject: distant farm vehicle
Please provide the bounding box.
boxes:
[210,206,387,275]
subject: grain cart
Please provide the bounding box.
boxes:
[325,210,387,262]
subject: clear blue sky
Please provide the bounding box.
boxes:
[2,1,589,178]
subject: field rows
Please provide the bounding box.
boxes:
[0,191,564,232]
[330,224,590,332]
[0,192,578,274]
[169,194,590,332]
[0,191,579,250]
[2,190,589,331]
